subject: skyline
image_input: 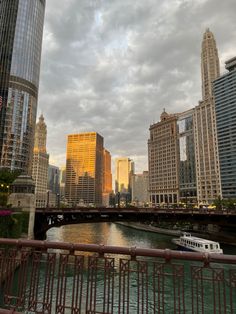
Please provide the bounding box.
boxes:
[38,0,236,172]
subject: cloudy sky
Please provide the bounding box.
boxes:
[38,0,236,174]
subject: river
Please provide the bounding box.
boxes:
[45,222,236,313]
[46,222,236,255]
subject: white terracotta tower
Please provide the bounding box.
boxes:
[201,28,220,100]
[194,29,221,204]
[32,115,49,207]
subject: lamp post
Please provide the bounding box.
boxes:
[57,194,60,209]
[185,192,190,209]
[46,191,50,208]
[117,192,120,208]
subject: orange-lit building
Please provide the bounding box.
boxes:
[115,157,134,194]
[65,132,104,206]
[102,149,112,206]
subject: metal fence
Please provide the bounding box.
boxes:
[0,238,236,313]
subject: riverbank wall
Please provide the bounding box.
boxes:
[116,222,181,236]
[116,222,236,246]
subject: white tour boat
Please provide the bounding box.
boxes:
[172,232,223,254]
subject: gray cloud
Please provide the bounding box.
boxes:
[38,0,236,173]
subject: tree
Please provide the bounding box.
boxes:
[0,168,21,206]
[213,196,223,210]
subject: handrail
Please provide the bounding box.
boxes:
[1,238,236,313]
[0,238,236,264]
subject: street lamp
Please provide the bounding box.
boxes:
[117,192,120,208]
[57,194,60,209]
[185,192,190,209]
[46,191,50,208]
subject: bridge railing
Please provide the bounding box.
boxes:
[0,238,236,313]
[35,206,236,215]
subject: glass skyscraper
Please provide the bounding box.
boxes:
[178,109,197,204]
[0,0,46,173]
[65,132,104,206]
[213,57,236,199]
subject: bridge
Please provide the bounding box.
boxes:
[0,238,236,313]
[34,207,236,240]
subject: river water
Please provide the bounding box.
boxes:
[46,222,236,255]
[45,223,236,313]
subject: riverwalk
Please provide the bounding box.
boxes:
[116,221,181,236]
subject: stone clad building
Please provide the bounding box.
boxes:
[148,110,179,206]
[32,115,49,207]
[194,28,221,204]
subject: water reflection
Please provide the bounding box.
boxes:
[47,222,176,250]
[47,222,236,255]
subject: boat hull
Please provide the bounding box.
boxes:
[172,239,196,252]
[176,245,196,252]
[172,237,223,254]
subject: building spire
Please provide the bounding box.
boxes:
[201,28,220,100]
[34,114,47,153]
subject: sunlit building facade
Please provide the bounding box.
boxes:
[65,132,104,206]
[194,28,221,204]
[178,109,197,204]
[0,0,46,173]
[148,110,179,206]
[102,149,112,206]
[213,57,236,199]
[115,157,134,193]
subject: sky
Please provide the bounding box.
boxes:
[38,0,236,173]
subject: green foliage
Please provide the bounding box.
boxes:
[0,168,21,206]
[213,197,236,210]
[0,168,21,186]
[0,212,29,238]
[213,196,222,210]
[0,192,8,206]
[0,215,13,238]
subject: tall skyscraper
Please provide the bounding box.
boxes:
[148,110,179,206]
[59,166,66,198]
[201,28,220,100]
[65,132,104,206]
[0,0,46,173]
[213,57,236,199]
[131,171,149,206]
[32,114,49,207]
[48,164,60,195]
[102,149,112,206]
[194,28,221,204]
[115,157,134,194]
[178,109,197,204]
